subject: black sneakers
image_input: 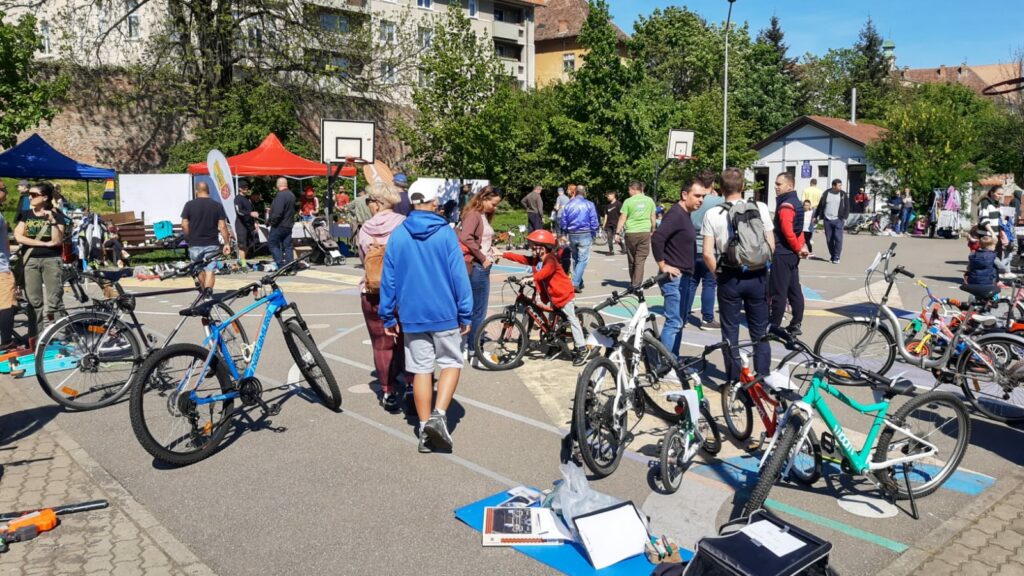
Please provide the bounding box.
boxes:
[422,410,453,452]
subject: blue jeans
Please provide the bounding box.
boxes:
[659,272,692,357]
[268,226,293,268]
[718,271,771,381]
[688,255,717,324]
[467,262,491,354]
[568,233,592,289]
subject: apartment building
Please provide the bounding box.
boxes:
[534,0,626,87]
[12,0,543,91]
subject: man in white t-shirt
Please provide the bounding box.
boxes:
[701,168,775,381]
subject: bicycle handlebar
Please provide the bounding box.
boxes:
[159,253,225,280]
[894,266,915,279]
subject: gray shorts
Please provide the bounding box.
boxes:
[188,245,220,271]
[404,329,464,374]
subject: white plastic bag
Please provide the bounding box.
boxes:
[548,463,623,537]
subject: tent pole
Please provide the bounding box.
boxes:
[86,180,90,211]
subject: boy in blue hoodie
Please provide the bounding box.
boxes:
[380,180,473,453]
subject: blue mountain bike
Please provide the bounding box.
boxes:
[128,257,341,466]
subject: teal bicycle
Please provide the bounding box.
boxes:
[128,257,341,466]
[742,329,971,519]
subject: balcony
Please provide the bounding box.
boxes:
[493,20,525,44]
[501,58,525,79]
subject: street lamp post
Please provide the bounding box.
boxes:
[722,0,736,172]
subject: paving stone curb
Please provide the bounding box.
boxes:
[2,382,216,576]
[877,467,1024,576]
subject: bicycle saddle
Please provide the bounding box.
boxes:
[595,324,623,340]
[179,300,219,318]
[959,284,1000,301]
[870,375,915,397]
[91,269,133,282]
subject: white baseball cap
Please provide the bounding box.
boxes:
[408,180,439,204]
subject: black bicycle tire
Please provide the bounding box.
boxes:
[575,307,606,337]
[209,302,251,367]
[955,333,1024,423]
[572,356,627,478]
[35,311,143,411]
[790,429,822,486]
[128,343,236,466]
[282,319,342,411]
[742,415,802,517]
[872,391,971,499]
[699,404,722,456]
[659,426,686,494]
[813,318,896,384]
[474,313,528,371]
[639,334,687,422]
[721,381,753,441]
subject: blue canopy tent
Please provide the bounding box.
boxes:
[0,133,117,208]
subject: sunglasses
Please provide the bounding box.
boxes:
[29,192,43,197]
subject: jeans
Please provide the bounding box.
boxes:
[268,226,293,268]
[624,233,651,287]
[24,256,65,334]
[688,255,717,324]
[604,226,621,254]
[568,233,592,289]
[769,251,804,329]
[824,218,844,262]
[890,210,902,233]
[718,271,771,381]
[659,272,692,357]
[467,262,491,354]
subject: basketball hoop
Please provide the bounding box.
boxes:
[982,76,1024,96]
[339,156,369,178]
[675,155,698,163]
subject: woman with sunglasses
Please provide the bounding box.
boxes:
[458,186,503,365]
[14,182,66,334]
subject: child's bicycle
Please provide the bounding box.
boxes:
[473,275,603,370]
[742,328,971,520]
[656,341,724,493]
[128,256,340,466]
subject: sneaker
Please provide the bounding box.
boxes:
[417,432,432,453]
[423,411,453,451]
[572,347,592,366]
[786,324,803,337]
[381,393,399,412]
[700,320,721,331]
[574,286,582,294]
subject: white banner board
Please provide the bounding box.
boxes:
[118,174,191,224]
[207,149,238,230]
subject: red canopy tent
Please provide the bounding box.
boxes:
[186,133,327,177]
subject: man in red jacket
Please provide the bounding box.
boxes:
[496,230,590,365]
[770,172,809,335]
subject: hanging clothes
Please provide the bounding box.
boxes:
[944,186,961,212]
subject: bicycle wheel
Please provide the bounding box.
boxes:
[872,391,971,499]
[955,334,1024,423]
[638,334,686,421]
[282,319,342,411]
[35,311,142,411]
[813,318,896,383]
[721,381,753,441]
[129,344,236,466]
[789,429,822,486]
[659,426,690,494]
[699,404,722,455]
[474,313,528,371]
[207,302,250,367]
[742,414,803,517]
[571,307,605,342]
[573,356,627,478]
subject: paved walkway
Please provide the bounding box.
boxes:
[0,383,214,576]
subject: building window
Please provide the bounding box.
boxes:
[817,165,829,178]
[40,20,51,54]
[380,63,396,85]
[379,21,396,44]
[418,69,429,88]
[495,45,507,58]
[320,12,350,34]
[417,0,432,8]
[494,8,505,22]
[562,53,575,73]
[126,0,140,39]
[466,0,477,17]
[418,27,432,49]
[97,5,108,37]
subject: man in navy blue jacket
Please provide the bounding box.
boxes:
[380,179,473,454]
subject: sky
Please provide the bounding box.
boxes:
[607,1,1023,69]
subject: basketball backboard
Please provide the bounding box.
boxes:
[666,129,695,160]
[321,119,375,164]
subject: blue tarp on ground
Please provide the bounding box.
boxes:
[0,134,116,180]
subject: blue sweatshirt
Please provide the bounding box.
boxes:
[378,210,473,333]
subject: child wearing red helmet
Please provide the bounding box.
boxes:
[495,229,592,365]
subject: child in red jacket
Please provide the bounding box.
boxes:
[495,230,591,365]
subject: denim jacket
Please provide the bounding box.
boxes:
[559,197,599,236]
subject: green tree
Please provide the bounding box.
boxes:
[0,12,67,147]
[850,18,896,121]
[629,7,723,99]
[867,83,995,206]
[734,16,800,141]
[797,48,856,117]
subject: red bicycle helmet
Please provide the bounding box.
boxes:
[527,229,556,247]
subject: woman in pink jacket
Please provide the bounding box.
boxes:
[358,182,407,412]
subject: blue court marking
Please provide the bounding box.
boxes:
[803,286,825,301]
[492,264,530,274]
[695,455,994,497]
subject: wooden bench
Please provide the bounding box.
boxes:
[102,211,183,253]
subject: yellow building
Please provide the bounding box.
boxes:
[534,0,628,87]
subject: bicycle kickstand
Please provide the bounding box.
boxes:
[902,463,920,520]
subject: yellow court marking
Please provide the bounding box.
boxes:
[119,276,345,294]
[293,269,363,285]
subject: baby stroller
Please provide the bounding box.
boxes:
[302,217,346,266]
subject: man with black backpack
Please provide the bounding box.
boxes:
[701,168,775,380]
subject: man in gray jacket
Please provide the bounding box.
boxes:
[521,185,544,233]
[814,179,849,264]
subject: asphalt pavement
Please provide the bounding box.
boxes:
[3,232,1023,576]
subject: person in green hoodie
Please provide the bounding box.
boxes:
[380,179,473,454]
